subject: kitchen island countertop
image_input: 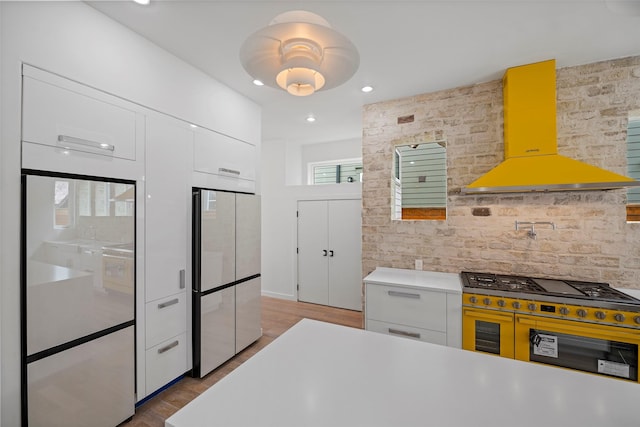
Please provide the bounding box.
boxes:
[166,318,640,427]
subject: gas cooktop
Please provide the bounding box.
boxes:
[461,271,640,305]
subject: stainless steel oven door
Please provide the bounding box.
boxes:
[515,314,640,382]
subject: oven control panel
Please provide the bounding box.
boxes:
[463,293,640,328]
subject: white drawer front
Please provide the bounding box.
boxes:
[145,332,187,395]
[145,292,187,349]
[366,319,447,345]
[193,128,256,181]
[22,69,138,161]
[366,284,447,331]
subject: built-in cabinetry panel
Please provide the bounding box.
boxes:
[143,114,192,398]
[364,267,462,348]
[21,64,144,180]
[145,332,188,395]
[192,128,256,193]
[20,63,261,406]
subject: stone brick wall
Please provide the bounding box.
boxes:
[362,56,640,288]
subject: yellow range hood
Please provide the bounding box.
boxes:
[462,59,640,194]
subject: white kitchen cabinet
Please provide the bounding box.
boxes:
[145,332,188,396]
[145,114,191,302]
[297,199,362,311]
[192,127,256,193]
[143,113,192,397]
[145,293,188,348]
[364,267,462,347]
[21,64,144,180]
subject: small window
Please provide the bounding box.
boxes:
[309,159,363,185]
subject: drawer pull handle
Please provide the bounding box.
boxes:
[58,135,115,152]
[388,290,420,299]
[158,298,179,309]
[219,167,241,176]
[157,340,179,354]
[388,328,421,339]
[179,269,186,289]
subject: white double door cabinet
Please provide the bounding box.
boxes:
[297,199,362,311]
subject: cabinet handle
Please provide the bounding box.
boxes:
[388,328,421,339]
[322,250,328,257]
[158,298,179,309]
[219,167,241,176]
[58,135,115,152]
[179,269,186,289]
[388,290,420,299]
[157,340,179,354]
[329,250,334,257]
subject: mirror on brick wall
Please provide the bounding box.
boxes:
[392,140,447,220]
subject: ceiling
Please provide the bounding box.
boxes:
[88,0,640,146]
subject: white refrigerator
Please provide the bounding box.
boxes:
[21,172,135,427]
[192,189,261,378]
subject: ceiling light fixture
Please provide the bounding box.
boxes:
[253,79,264,86]
[361,85,373,93]
[240,10,359,97]
[306,115,316,123]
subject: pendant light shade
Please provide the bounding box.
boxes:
[240,10,359,96]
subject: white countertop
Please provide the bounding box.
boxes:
[363,267,462,293]
[165,319,640,427]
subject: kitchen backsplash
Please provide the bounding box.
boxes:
[362,55,640,288]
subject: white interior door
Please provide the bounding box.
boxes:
[328,200,362,311]
[297,201,329,305]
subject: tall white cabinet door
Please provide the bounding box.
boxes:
[200,191,236,292]
[328,200,362,311]
[235,194,261,280]
[145,116,190,302]
[297,201,329,305]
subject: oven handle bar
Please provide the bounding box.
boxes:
[463,309,514,323]
[517,316,640,342]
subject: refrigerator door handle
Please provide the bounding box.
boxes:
[179,269,186,289]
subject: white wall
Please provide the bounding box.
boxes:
[0,2,259,425]
[261,140,361,300]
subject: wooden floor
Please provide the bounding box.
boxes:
[122,297,363,427]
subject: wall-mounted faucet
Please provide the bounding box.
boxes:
[515,220,556,240]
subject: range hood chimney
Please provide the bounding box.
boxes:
[462,59,640,194]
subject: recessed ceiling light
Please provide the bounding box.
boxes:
[190,124,198,129]
[253,79,264,86]
[133,0,150,5]
[361,85,374,93]
[306,115,316,123]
